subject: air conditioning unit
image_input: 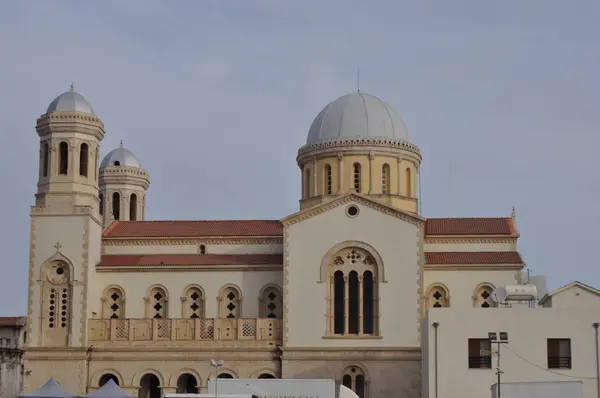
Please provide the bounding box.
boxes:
[492,284,538,303]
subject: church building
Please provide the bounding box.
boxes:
[23,87,532,398]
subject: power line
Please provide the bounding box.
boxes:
[503,345,598,380]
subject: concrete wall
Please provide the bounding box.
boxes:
[423,308,600,398]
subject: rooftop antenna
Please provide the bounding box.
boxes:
[357,68,360,93]
[120,140,124,148]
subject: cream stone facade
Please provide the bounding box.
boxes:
[17,87,593,398]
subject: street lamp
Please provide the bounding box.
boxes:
[210,359,224,398]
[488,332,509,398]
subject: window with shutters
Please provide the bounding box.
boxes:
[468,338,492,369]
[547,338,571,369]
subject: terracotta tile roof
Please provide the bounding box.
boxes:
[425,252,523,265]
[97,254,283,267]
[103,220,283,238]
[425,217,515,236]
[0,316,26,327]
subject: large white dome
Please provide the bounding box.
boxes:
[46,87,95,115]
[306,92,409,145]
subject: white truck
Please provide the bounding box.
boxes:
[491,381,584,398]
[207,379,350,398]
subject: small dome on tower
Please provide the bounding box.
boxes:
[306,92,410,144]
[46,85,95,115]
[100,142,142,168]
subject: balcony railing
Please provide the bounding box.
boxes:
[468,356,492,369]
[88,318,281,345]
[548,356,571,369]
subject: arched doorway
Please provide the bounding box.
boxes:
[176,373,198,393]
[217,373,234,379]
[99,373,119,387]
[258,373,275,379]
[139,374,161,398]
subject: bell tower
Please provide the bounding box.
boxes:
[25,86,105,392]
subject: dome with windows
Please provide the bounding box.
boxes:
[46,86,95,115]
[306,92,410,145]
[100,142,142,168]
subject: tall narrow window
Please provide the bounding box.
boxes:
[42,261,71,346]
[363,271,374,334]
[99,194,104,216]
[381,164,390,194]
[147,286,167,318]
[59,142,69,175]
[330,247,378,336]
[304,168,311,198]
[405,167,412,197]
[95,151,99,181]
[42,142,49,177]
[353,163,361,193]
[79,143,89,176]
[348,271,359,334]
[427,285,449,308]
[112,192,120,221]
[324,165,332,195]
[333,271,345,334]
[130,193,137,221]
[182,286,204,318]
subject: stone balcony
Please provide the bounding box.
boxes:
[88,318,281,346]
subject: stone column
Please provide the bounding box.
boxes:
[312,157,318,196]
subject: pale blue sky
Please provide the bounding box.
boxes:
[0,1,599,315]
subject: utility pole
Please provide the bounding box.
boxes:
[488,332,509,398]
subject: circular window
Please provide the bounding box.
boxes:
[346,205,359,217]
[56,267,64,275]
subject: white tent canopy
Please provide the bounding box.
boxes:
[84,379,132,398]
[20,378,75,398]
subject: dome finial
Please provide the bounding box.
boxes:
[357,68,360,93]
[120,140,124,148]
[69,82,75,92]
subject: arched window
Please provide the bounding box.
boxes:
[426,285,449,308]
[79,143,89,176]
[324,165,333,195]
[342,366,367,398]
[99,374,119,387]
[41,260,71,346]
[103,286,125,318]
[381,164,390,194]
[474,285,496,308]
[182,286,204,318]
[99,193,104,216]
[258,373,276,379]
[353,163,361,193]
[176,373,199,394]
[147,286,168,318]
[112,192,120,221]
[329,247,378,336]
[304,168,311,198]
[405,167,412,197]
[219,286,242,318]
[259,285,282,318]
[59,141,69,175]
[217,373,234,379]
[130,193,137,221]
[139,374,161,398]
[42,142,49,177]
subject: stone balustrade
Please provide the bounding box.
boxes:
[88,318,281,345]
